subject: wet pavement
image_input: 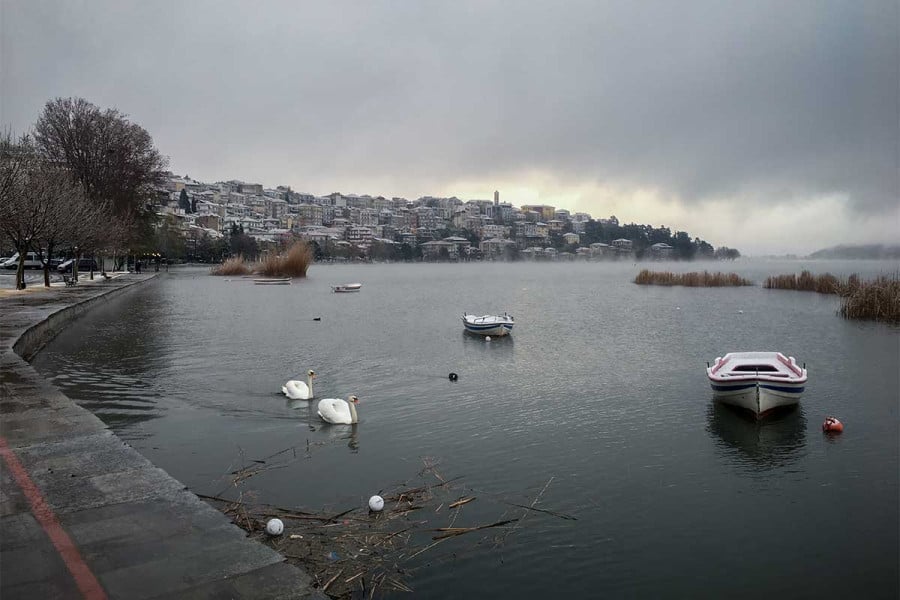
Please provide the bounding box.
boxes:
[1,274,317,599]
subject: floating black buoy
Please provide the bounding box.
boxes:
[449,372,458,381]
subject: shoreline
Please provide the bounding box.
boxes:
[0,273,316,599]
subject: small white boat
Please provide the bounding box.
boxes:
[706,351,807,417]
[332,283,362,293]
[254,278,291,285]
[462,313,514,336]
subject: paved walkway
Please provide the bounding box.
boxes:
[1,274,317,599]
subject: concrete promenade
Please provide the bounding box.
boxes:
[1,274,317,599]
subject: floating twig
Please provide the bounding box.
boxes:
[432,518,519,540]
[499,476,555,543]
[382,475,464,502]
[344,571,365,584]
[388,577,414,593]
[448,496,476,509]
[196,492,238,504]
[504,501,576,520]
[374,527,411,547]
[323,568,344,592]
[407,537,448,560]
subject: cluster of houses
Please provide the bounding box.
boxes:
[157,174,674,260]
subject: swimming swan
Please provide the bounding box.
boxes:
[282,370,316,400]
[317,395,359,424]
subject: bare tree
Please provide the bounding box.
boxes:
[0,134,71,289]
[34,97,168,233]
[35,193,107,285]
[1,131,114,288]
[98,211,136,273]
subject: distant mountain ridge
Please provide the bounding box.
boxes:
[808,244,900,259]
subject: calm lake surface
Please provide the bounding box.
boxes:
[33,260,899,599]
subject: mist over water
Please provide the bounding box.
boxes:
[33,260,899,598]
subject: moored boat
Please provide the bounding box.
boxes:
[254,278,291,285]
[462,313,514,336]
[706,351,807,417]
[332,283,362,293]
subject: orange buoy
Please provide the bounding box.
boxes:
[822,416,844,433]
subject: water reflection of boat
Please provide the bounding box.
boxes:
[706,402,806,469]
[461,329,514,347]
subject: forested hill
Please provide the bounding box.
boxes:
[808,244,900,259]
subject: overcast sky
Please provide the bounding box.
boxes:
[2,0,898,255]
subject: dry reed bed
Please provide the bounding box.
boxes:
[636,268,897,322]
[762,270,856,294]
[839,275,900,323]
[634,269,753,287]
[765,270,899,323]
[256,242,313,278]
[209,255,253,276]
[210,242,313,278]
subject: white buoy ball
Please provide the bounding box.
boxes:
[265,518,284,536]
[368,495,385,512]
[485,336,491,342]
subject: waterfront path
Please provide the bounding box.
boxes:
[1,274,317,599]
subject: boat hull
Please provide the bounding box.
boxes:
[709,380,804,416]
[463,322,513,336]
[461,314,514,336]
[332,283,362,293]
[707,351,806,418]
[254,278,291,285]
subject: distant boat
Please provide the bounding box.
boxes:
[332,283,362,293]
[706,351,807,417]
[254,278,291,285]
[462,313,514,337]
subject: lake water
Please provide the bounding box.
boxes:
[32,260,899,599]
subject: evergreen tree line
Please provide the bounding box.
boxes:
[577,220,740,260]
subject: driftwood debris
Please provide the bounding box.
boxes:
[202,456,573,599]
[448,496,476,509]
[431,518,519,540]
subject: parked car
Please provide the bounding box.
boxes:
[1,252,44,270]
[57,258,98,273]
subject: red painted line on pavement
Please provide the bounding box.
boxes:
[0,436,107,600]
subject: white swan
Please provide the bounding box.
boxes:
[317,395,359,425]
[282,370,316,400]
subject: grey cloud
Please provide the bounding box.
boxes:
[2,0,897,213]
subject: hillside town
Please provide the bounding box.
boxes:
[159,173,732,262]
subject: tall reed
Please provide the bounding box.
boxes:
[255,242,313,278]
[765,270,899,323]
[634,269,753,287]
[764,270,843,293]
[210,255,252,276]
[838,274,900,323]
